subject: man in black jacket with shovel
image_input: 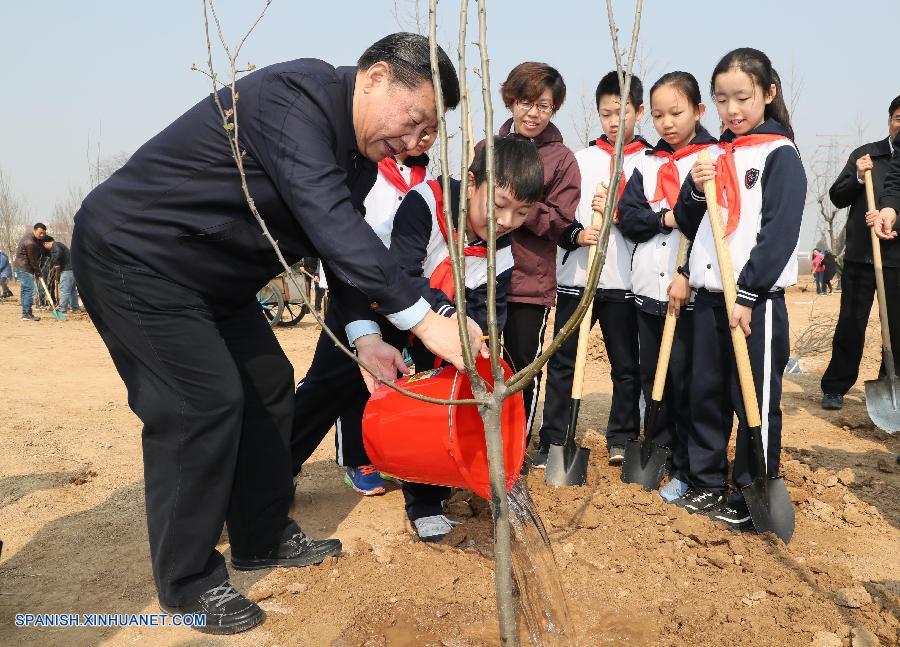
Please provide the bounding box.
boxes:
[71,33,480,635]
[821,95,900,410]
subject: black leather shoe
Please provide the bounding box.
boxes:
[231,530,342,571]
[160,581,262,635]
[821,393,844,410]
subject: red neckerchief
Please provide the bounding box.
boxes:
[425,179,487,302]
[715,134,791,237]
[651,143,714,209]
[377,157,427,194]
[594,138,650,222]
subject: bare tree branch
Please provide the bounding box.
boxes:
[504,0,644,396]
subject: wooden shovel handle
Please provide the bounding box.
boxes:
[650,234,690,401]
[698,150,762,428]
[571,182,606,400]
[38,276,57,308]
[865,170,892,353]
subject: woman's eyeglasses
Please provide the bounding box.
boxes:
[514,99,555,115]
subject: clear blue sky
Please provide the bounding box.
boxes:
[1,0,897,248]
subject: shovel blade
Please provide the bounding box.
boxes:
[864,377,900,434]
[621,439,669,490]
[545,443,590,487]
[50,308,66,321]
[741,476,795,544]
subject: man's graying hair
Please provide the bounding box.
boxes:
[358,33,460,110]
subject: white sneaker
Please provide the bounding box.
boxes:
[659,477,690,502]
[413,514,461,543]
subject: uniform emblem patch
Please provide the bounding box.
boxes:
[745,168,760,189]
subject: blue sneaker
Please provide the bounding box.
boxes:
[659,477,690,502]
[344,465,386,496]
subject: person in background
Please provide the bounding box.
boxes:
[812,248,825,295]
[42,236,79,311]
[495,62,580,443]
[14,222,47,321]
[823,250,837,294]
[0,249,13,298]
[822,95,900,410]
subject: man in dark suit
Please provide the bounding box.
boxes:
[71,33,477,634]
[821,95,900,410]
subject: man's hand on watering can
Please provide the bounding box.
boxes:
[355,334,410,393]
[411,310,488,372]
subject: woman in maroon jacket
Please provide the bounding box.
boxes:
[497,62,581,440]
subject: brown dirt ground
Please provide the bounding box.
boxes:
[0,278,898,646]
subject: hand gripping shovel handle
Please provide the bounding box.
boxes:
[698,150,763,453]
[643,235,690,438]
[864,171,897,379]
[564,181,607,449]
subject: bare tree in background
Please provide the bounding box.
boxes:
[392,0,424,34]
[810,138,848,259]
[570,84,600,148]
[49,150,130,246]
[0,167,31,257]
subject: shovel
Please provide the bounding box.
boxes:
[545,183,608,487]
[700,150,794,543]
[621,234,690,489]
[37,275,66,321]
[862,170,900,433]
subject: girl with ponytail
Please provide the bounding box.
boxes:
[665,48,806,532]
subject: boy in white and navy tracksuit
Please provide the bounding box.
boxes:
[617,126,717,487]
[390,180,516,539]
[539,134,651,458]
[383,136,543,541]
[290,154,431,487]
[674,119,806,519]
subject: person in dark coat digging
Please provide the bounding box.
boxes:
[70,33,480,635]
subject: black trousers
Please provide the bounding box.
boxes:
[539,291,640,448]
[502,301,551,445]
[290,306,372,472]
[636,308,693,481]
[401,340,452,521]
[689,291,789,492]
[822,261,900,395]
[72,236,299,607]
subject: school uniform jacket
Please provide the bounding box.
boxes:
[389,178,514,332]
[496,119,580,306]
[674,120,807,307]
[362,154,431,249]
[556,135,651,301]
[618,127,717,314]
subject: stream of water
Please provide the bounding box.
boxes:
[508,480,575,645]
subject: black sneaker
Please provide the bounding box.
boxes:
[705,499,754,532]
[160,580,262,635]
[608,445,626,465]
[673,488,726,514]
[531,445,551,470]
[821,393,843,410]
[231,530,342,571]
[21,314,40,321]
